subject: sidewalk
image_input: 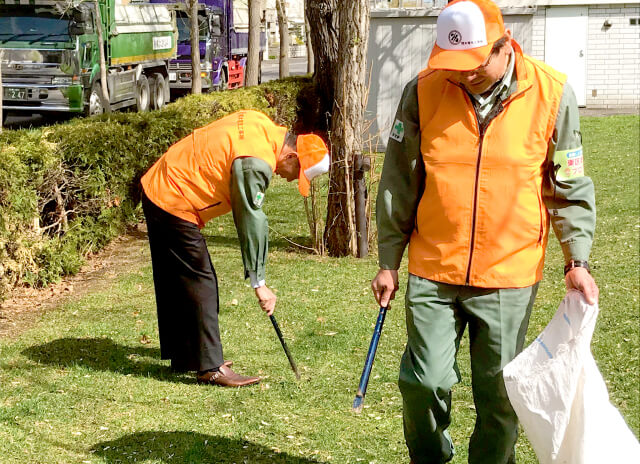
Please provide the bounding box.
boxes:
[579,107,639,117]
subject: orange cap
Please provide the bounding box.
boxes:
[296,134,330,197]
[428,0,505,71]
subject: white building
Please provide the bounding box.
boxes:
[367,1,640,147]
[264,0,306,59]
[265,0,304,20]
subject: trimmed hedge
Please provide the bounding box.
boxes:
[0,77,315,300]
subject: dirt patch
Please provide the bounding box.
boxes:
[0,223,150,339]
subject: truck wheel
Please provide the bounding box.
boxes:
[136,75,150,112]
[164,74,171,102]
[86,80,106,116]
[149,73,167,110]
[218,68,228,91]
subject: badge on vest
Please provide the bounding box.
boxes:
[254,191,265,208]
[390,119,405,143]
[555,147,585,180]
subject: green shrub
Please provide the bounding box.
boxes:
[0,77,314,300]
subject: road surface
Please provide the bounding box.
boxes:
[261,57,309,82]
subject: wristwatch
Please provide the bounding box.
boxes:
[564,260,590,275]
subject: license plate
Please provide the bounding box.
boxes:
[169,72,177,82]
[4,87,27,100]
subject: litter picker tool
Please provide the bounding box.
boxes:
[270,314,301,380]
[352,306,388,413]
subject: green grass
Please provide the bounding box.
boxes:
[0,115,638,463]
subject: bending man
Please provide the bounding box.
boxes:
[141,110,329,387]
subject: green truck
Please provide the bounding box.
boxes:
[0,0,176,118]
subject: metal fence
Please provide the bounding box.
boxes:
[289,44,306,58]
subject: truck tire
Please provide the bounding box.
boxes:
[86,80,106,116]
[164,73,171,103]
[136,75,150,112]
[218,67,228,91]
[149,73,167,110]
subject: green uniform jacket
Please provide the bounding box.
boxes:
[230,157,273,287]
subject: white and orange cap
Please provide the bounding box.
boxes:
[428,0,505,71]
[296,134,330,197]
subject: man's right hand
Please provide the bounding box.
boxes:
[254,285,276,316]
[371,269,399,308]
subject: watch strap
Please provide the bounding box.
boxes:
[564,260,590,275]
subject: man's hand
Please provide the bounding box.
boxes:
[565,267,599,305]
[254,285,276,316]
[371,269,399,308]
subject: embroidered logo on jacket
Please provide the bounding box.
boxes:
[390,119,405,143]
[254,191,265,208]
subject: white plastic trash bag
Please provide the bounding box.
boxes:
[503,290,640,463]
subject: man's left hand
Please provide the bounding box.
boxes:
[565,267,599,305]
[255,285,277,316]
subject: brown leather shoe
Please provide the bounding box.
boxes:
[197,364,260,387]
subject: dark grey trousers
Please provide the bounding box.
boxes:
[142,192,224,372]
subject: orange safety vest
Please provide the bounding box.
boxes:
[141,110,287,227]
[409,42,566,288]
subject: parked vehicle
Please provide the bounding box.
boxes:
[152,0,263,94]
[0,0,176,117]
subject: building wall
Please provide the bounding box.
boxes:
[264,0,306,60]
[366,8,535,148]
[585,3,639,108]
[530,3,640,109]
[265,0,304,23]
[531,8,546,60]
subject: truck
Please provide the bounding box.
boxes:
[0,0,176,118]
[151,0,262,94]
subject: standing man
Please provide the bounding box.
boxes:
[141,109,329,387]
[371,1,598,462]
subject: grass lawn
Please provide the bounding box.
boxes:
[0,115,638,463]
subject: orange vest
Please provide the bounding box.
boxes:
[141,110,287,227]
[409,43,566,288]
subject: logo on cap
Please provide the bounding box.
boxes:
[449,30,462,45]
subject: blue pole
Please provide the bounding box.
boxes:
[352,306,388,412]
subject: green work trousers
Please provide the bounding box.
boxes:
[399,275,539,464]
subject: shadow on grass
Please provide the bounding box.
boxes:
[21,337,192,384]
[92,431,324,463]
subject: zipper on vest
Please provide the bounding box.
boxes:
[197,201,222,211]
[465,99,506,285]
[537,190,545,245]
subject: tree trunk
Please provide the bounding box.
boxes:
[275,0,289,78]
[308,1,370,257]
[187,0,202,94]
[304,0,314,74]
[94,1,111,113]
[307,0,338,124]
[245,0,262,87]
